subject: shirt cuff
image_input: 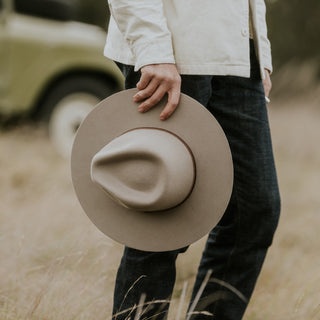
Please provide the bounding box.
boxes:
[132,37,176,71]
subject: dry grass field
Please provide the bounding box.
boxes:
[0,97,319,320]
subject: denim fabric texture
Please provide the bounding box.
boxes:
[112,40,281,320]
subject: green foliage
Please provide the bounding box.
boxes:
[73,0,110,29]
[266,0,320,71]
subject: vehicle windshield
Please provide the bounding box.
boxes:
[14,0,74,21]
[14,0,109,27]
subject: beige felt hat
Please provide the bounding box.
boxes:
[71,88,233,252]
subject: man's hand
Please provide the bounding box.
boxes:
[263,69,272,99]
[133,63,181,120]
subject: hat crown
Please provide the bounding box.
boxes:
[90,128,196,212]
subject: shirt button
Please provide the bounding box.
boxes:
[241,29,248,37]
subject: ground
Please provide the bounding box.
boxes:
[0,98,319,319]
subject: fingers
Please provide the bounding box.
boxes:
[136,81,180,120]
[137,86,167,113]
[133,64,181,120]
[133,78,159,102]
[160,88,181,121]
[136,68,152,90]
[263,79,272,97]
[263,69,272,98]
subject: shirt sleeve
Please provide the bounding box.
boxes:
[108,0,176,71]
[256,0,273,73]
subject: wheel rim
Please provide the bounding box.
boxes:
[48,93,101,158]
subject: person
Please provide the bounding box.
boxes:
[104,1,281,319]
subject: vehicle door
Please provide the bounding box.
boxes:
[2,0,75,114]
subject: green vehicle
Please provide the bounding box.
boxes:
[0,0,123,157]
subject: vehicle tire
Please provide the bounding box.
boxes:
[41,76,116,158]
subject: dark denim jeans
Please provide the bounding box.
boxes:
[112,40,280,320]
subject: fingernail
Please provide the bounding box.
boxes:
[160,115,165,120]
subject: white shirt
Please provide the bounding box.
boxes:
[104,0,272,79]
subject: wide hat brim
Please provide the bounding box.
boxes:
[71,89,233,251]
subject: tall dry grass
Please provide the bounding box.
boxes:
[0,96,319,319]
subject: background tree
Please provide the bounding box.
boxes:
[73,0,109,29]
[267,0,320,74]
